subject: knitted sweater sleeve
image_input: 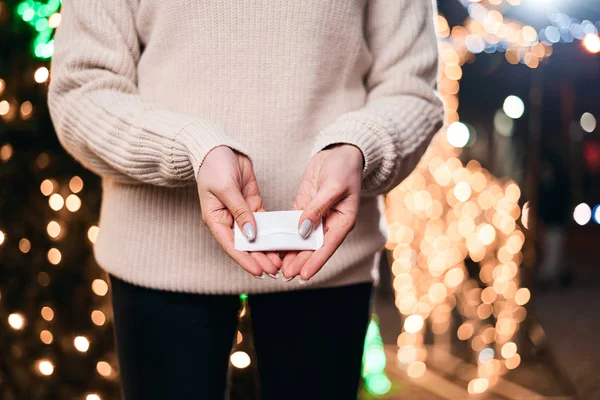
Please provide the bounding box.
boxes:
[47,0,250,187]
[309,0,445,197]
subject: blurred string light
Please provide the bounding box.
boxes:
[592,205,600,225]
[362,317,392,395]
[583,33,600,54]
[503,95,525,119]
[573,203,592,225]
[34,66,49,83]
[382,6,539,393]
[455,0,599,68]
[230,351,251,369]
[16,0,62,59]
[580,112,596,133]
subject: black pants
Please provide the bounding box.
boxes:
[109,274,373,400]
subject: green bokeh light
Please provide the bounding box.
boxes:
[35,18,48,31]
[16,0,62,59]
[364,348,386,375]
[362,317,391,396]
[365,374,392,396]
[22,8,35,21]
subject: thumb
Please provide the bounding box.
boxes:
[219,186,257,242]
[298,184,344,239]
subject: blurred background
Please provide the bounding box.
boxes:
[0,0,599,399]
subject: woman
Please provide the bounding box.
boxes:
[48,0,443,398]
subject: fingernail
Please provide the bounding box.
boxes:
[254,272,264,279]
[243,222,256,241]
[281,272,294,282]
[268,273,277,280]
[276,270,283,279]
[298,219,312,239]
[298,279,307,285]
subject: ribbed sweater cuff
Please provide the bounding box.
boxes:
[171,121,252,181]
[309,116,387,183]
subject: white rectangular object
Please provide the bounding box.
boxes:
[234,210,324,252]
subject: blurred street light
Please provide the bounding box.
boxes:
[583,33,600,54]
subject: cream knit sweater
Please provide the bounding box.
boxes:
[48,0,444,294]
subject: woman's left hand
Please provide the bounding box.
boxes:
[281,144,363,282]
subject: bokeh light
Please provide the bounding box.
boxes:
[38,360,54,376]
[230,351,251,369]
[503,95,525,119]
[573,203,592,225]
[34,67,49,83]
[92,279,109,296]
[8,313,25,330]
[583,33,600,54]
[580,112,596,133]
[446,122,470,148]
[74,336,90,352]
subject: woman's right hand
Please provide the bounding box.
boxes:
[197,146,282,278]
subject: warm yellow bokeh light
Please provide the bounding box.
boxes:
[404,315,424,333]
[230,351,251,369]
[88,226,99,243]
[96,361,112,377]
[66,194,82,212]
[40,330,53,344]
[48,12,61,28]
[74,336,90,352]
[92,279,109,296]
[468,378,489,394]
[19,238,31,253]
[8,313,25,330]
[41,306,54,321]
[47,248,62,265]
[91,310,106,326]
[34,67,49,83]
[514,288,531,306]
[47,221,61,239]
[501,342,517,359]
[69,176,84,193]
[583,33,600,54]
[38,360,54,376]
[48,193,64,211]
[407,361,426,379]
[40,179,54,196]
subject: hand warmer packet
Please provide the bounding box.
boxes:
[234,210,324,251]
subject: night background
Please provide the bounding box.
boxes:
[0,0,599,399]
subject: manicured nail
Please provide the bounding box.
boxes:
[281,272,294,282]
[268,273,277,279]
[243,222,256,241]
[298,219,312,239]
[298,279,307,285]
[254,272,264,279]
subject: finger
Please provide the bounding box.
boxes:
[299,226,348,281]
[297,184,345,239]
[283,250,313,281]
[206,219,263,277]
[250,251,278,277]
[266,251,283,269]
[281,251,298,279]
[217,186,257,242]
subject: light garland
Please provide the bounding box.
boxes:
[16,0,62,59]
[382,3,546,395]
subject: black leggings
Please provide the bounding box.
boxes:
[108,274,373,400]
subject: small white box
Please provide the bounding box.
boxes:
[234,210,324,251]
